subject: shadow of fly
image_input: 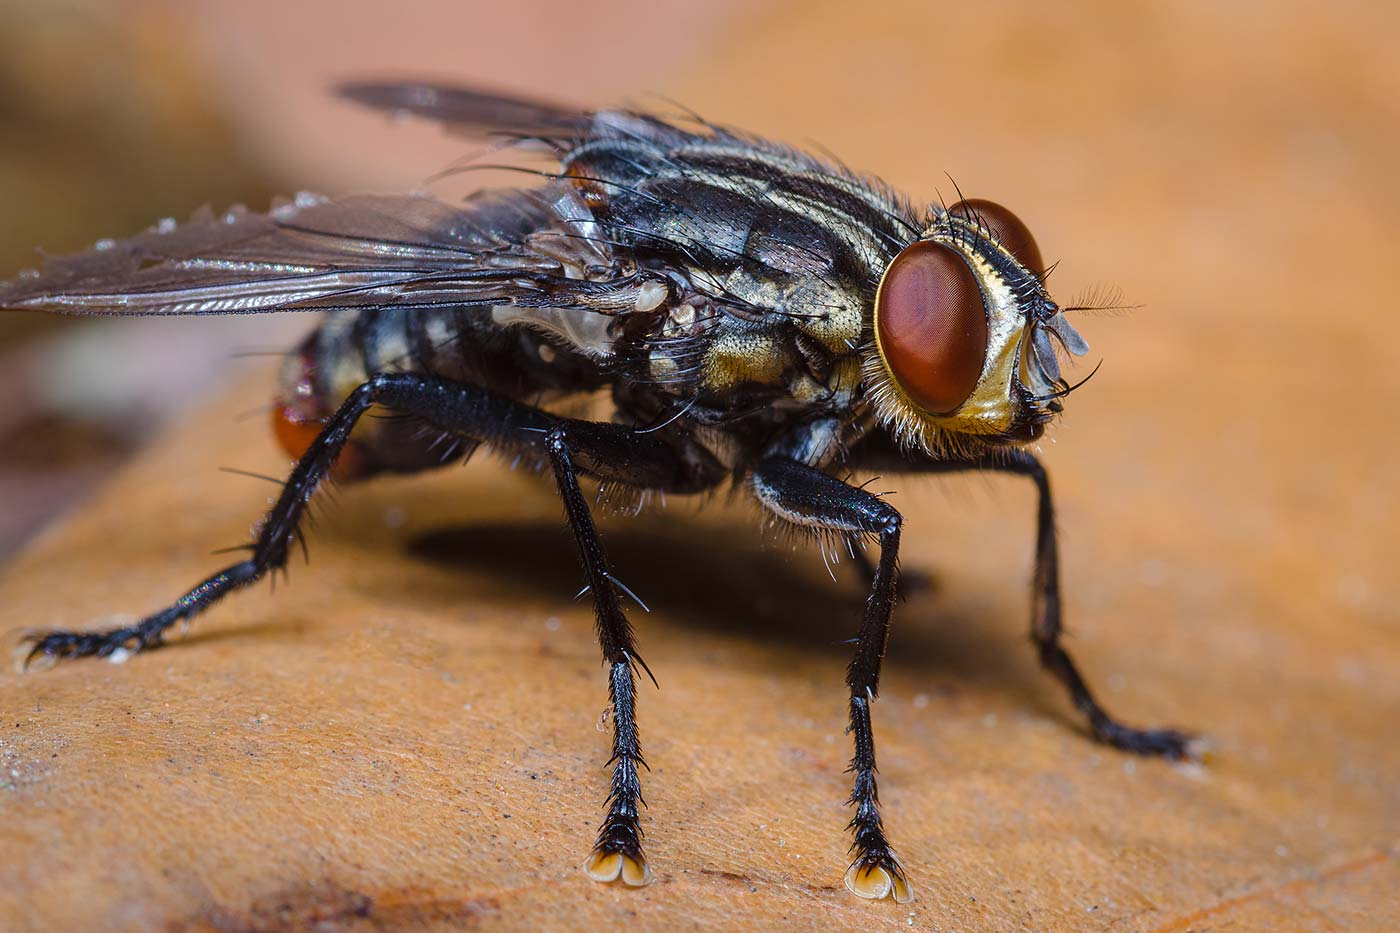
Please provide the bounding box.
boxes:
[0,82,1197,903]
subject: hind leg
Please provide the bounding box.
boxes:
[20,372,694,665]
[751,457,914,903]
[20,372,713,884]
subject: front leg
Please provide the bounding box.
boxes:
[751,458,914,904]
[855,442,1194,759]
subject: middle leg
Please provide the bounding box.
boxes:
[751,457,915,903]
[544,425,656,888]
[366,378,699,884]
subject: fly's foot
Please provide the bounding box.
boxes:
[1094,718,1203,761]
[584,807,653,887]
[584,838,653,888]
[844,849,914,903]
[14,613,175,672]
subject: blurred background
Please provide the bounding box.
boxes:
[3,1,1399,927]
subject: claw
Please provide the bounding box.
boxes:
[12,631,56,674]
[1095,718,1203,762]
[9,615,148,673]
[844,859,915,903]
[584,848,654,887]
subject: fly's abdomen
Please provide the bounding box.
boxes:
[271,329,330,467]
[271,307,471,476]
[271,305,611,476]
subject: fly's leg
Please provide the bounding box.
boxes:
[855,444,1194,759]
[504,422,701,887]
[751,458,914,904]
[16,379,392,666]
[20,371,695,885]
[18,373,448,666]
[543,429,654,888]
[984,450,1193,757]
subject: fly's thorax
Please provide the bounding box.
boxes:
[561,127,902,394]
[678,263,866,396]
[699,325,789,393]
[692,313,865,412]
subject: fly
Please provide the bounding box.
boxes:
[0,82,1197,903]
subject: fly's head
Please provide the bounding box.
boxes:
[863,199,1091,458]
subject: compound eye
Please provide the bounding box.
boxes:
[876,240,988,415]
[950,198,1044,277]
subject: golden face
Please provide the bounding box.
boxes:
[864,199,1089,457]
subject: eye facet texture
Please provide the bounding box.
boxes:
[876,240,988,415]
[950,198,1044,276]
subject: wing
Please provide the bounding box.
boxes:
[336,81,595,140]
[335,81,699,157]
[0,186,632,317]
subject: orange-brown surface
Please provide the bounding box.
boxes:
[3,1,1399,930]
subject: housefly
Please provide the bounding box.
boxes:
[0,82,1196,903]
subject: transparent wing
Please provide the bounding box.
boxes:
[0,186,612,317]
[337,81,593,140]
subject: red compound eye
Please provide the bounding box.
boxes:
[949,198,1044,277]
[875,240,988,416]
